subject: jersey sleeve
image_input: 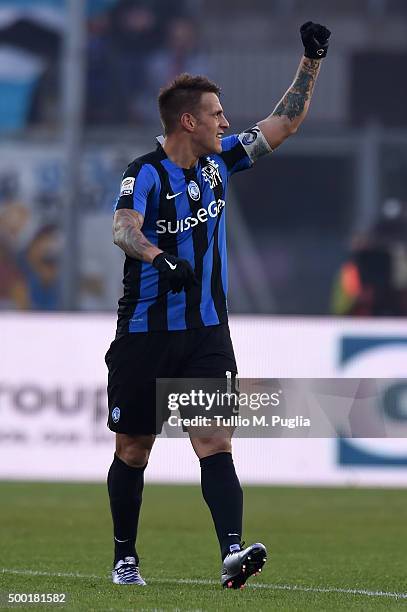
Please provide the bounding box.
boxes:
[220,134,253,176]
[114,163,156,216]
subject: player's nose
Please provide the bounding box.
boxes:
[220,114,230,129]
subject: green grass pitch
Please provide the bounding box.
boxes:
[1,482,407,610]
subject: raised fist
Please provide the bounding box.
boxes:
[300,22,331,59]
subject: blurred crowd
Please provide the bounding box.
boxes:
[0,150,127,311]
[0,178,61,310]
[86,0,207,124]
[0,0,208,312]
[1,1,407,315]
[332,200,407,317]
[0,0,206,131]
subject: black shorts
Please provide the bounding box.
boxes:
[105,323,237,435]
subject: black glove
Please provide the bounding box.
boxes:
[152,252,196,293]
[300,21,331,59]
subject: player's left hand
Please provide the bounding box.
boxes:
[152,252,197,294]
[300,21,331,59]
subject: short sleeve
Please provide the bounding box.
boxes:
[220,134,253,176]
[114,163,156,216]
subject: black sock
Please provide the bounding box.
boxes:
[200,452,243,560]
[107,453,147,566]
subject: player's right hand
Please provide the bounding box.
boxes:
[152,252,197,293]
[300,22,331,59]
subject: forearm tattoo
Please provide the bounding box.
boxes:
[273,58,320,121]
[113,209,157,261]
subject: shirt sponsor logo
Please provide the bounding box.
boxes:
[156,199,225,234]
[120,177,135,196]
[187,180,200,201]
[202,158,222,189]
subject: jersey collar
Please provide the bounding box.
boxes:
[155,134,200,174]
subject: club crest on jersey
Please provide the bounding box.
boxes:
[112,407,121,423]
[202,158,222,189]
[187,180,200,201]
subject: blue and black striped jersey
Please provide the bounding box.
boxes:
[114,132,264,335]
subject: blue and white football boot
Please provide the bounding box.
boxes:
[112,557,146,585]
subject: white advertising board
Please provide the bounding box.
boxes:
[1,314,407,486]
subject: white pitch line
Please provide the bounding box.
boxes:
[2,568,407,600]
[152,578,407,599]
[1,569,100,580]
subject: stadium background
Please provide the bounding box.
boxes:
[1,1,407,609]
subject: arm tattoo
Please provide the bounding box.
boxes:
[113,209,158,262]
[273,58,320,121]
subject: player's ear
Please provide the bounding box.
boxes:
[180,112,196,133]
